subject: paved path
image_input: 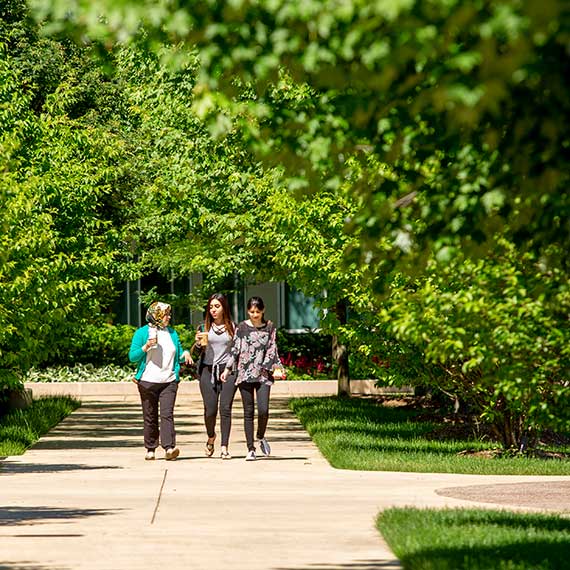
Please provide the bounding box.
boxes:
[2,394,570,570]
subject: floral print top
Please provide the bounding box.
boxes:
[226,320,281,385]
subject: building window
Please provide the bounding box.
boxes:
[112,276,321,331]
[285,284,320,331]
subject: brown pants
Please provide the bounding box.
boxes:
[137,380,178,450]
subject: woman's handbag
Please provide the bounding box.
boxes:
[270,365,287,380]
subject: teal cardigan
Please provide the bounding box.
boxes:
[129,325,187,382]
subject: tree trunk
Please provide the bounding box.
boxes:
[490,408,525,451]
[332,299,350,397]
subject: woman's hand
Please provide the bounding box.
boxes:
[272,366,286,380]
[182,350,192,364]
[220,369,229,383]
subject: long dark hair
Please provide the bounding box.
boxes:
[204,293,235,337]
[246,296,266,323]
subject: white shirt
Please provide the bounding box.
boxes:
[141,329,176,383]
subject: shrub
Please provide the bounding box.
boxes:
[277,330,333,378]
[374,243,570,449]
[37,322,198,369]
[39,323,136,368]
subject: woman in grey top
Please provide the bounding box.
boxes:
[194,293,237,459]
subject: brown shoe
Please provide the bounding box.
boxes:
[165,447,180,461]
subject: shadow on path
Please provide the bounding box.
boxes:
[0,506,121,526]
[274,560,401,570]
[29,401,205,451]
[0,461,121,475]
[0,561,71,570]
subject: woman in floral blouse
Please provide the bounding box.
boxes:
[221,296,285,461]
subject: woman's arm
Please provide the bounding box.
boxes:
[128,327,148,363]
[261,322,280,370]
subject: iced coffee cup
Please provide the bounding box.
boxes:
[198,331,209,347]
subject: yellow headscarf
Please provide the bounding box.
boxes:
[146,302,171,329]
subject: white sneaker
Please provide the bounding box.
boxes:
[245,450,256,461]
[145,450,155,461]
[258,438,271,456]
[165,447,180,461]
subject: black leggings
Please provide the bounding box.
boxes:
[199,364,237,447]
[238,382,271,452]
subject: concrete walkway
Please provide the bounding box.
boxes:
[2,392,570,570]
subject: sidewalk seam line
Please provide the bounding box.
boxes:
[151,469,168,525]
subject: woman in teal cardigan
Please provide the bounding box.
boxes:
[129,301,191,461]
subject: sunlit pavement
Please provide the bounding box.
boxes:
[2,388,569,570]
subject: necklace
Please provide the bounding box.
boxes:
[211,323,226,335]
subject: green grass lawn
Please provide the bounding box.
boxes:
[289,397,570,475]
[377,508,570,570]
[290,396,570,569]
[0,396,80,456]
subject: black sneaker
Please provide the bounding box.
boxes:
[258,438,271,456]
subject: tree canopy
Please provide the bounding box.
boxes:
[1,0,568,448]
[29,0,570,270]
[1,2,128,381]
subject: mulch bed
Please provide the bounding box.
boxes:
[436,481,570,512]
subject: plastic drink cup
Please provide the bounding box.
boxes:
[198,332,209,347]
[148,326,158,349]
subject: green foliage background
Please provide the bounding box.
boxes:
[0,0,568,449]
